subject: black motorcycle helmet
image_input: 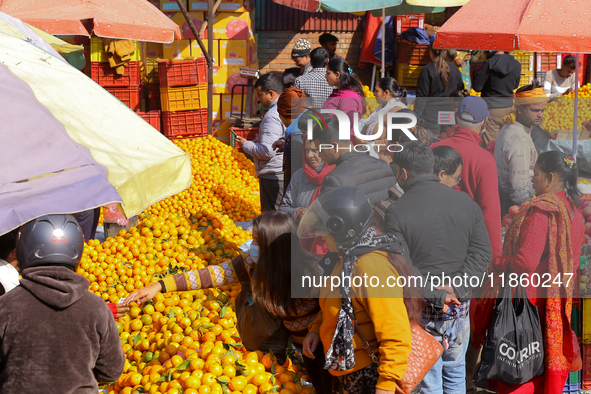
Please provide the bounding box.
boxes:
[16,214,85,271]
[298,187,373,251]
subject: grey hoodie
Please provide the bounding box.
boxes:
[472,53,522,109]
[0,266,124,393]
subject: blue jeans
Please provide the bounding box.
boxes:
[420,314,470,394]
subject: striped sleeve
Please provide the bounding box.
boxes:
[161,255,250,292]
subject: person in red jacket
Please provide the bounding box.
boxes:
[431,96,502,394]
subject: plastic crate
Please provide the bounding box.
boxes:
[563,370,581,393]
[396,14,425,35]
[91,61,140,87]
[160,84,207,112]
[519,71,535,87]
[511,50,534,72]
[158,59,208,87]
[162,109,208,137]
[582,344,591,389]
[105,86,141,111]
[574,298,582,336]
[230,127,259,148]
[397,41,431,65]
[583,298,591,343]
[396,64,423,87]
[147,84,161,111]
[535,71,547,84]
[145,58,160,85]
[137,110,161,132]
[90,37,141,63]
[537,52,560,72]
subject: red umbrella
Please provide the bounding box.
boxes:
[434,0,591,156]
[0,0,181,43]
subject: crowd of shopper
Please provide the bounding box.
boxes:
[0,37,584,394]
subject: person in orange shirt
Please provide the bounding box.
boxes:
[299,187,419,393]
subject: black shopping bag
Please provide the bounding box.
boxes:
[476,283,544,385]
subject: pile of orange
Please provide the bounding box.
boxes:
[542,84,591,132]
[146,136,261,223]
[79,210,250,304]
[105,288,313,394]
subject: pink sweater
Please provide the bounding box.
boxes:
[322,89,365,136]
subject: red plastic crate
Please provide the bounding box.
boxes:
[91,61,141,87]
[536,53,560,72]
[583,344,591,389]
[396,14,425,35]
[147,84,161,111]
[158,59,207,87]
[230,127,259,152]
[137,110,161,132]
[162,109,208,137]
[397,41,431,65]
[105,86,141,111]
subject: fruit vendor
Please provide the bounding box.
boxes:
[291,38,312,77]
[494,83,547,216]
[543,55,578,98]
[235,73,286,213]
[472,51,522,146]
[0,214,124,392]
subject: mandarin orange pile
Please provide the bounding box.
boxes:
[362,85,380,119]
[80,210,250,304]
[146,136,260,223]
[542,84,591,132]
[106,289,313,394]
[82,136,316,394]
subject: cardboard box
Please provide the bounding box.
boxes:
[214,119,231,144]
[146,42,164,58]
[212,94,222,120]
[189,0,251,12]
[160,0,185,12]
[191,39,219,66]
[212,12,253,40]
[171,12,206,39]
[163,39,191,60]
[212,66,246,94]
[219,35,257,66]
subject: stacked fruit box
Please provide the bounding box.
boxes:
[159,59,209,138]
[158,0,258,144]
[511,50,535,88]
[90,38,143,112]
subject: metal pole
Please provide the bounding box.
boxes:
[381,8,385,76]
[574,53,580,158]
[175,0,213,136]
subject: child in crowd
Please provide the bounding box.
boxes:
[432,145,463,188]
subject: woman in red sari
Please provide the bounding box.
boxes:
[476,151,584,393]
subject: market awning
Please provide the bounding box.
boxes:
[272,0,464,14]
[435,0,591,52]
[0,0,181,43]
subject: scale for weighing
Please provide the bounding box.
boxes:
[229,67,263,129]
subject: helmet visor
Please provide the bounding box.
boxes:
[297,199,331,240]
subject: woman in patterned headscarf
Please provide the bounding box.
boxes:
[475,151,584,394]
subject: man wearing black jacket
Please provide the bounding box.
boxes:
[312,117,399,204]
[385,141,491,394]
[472,51,521,145]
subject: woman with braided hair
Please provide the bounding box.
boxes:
[475,151,584,394]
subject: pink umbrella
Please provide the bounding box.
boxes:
[435,0,591,157]
[0,0,181,43]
